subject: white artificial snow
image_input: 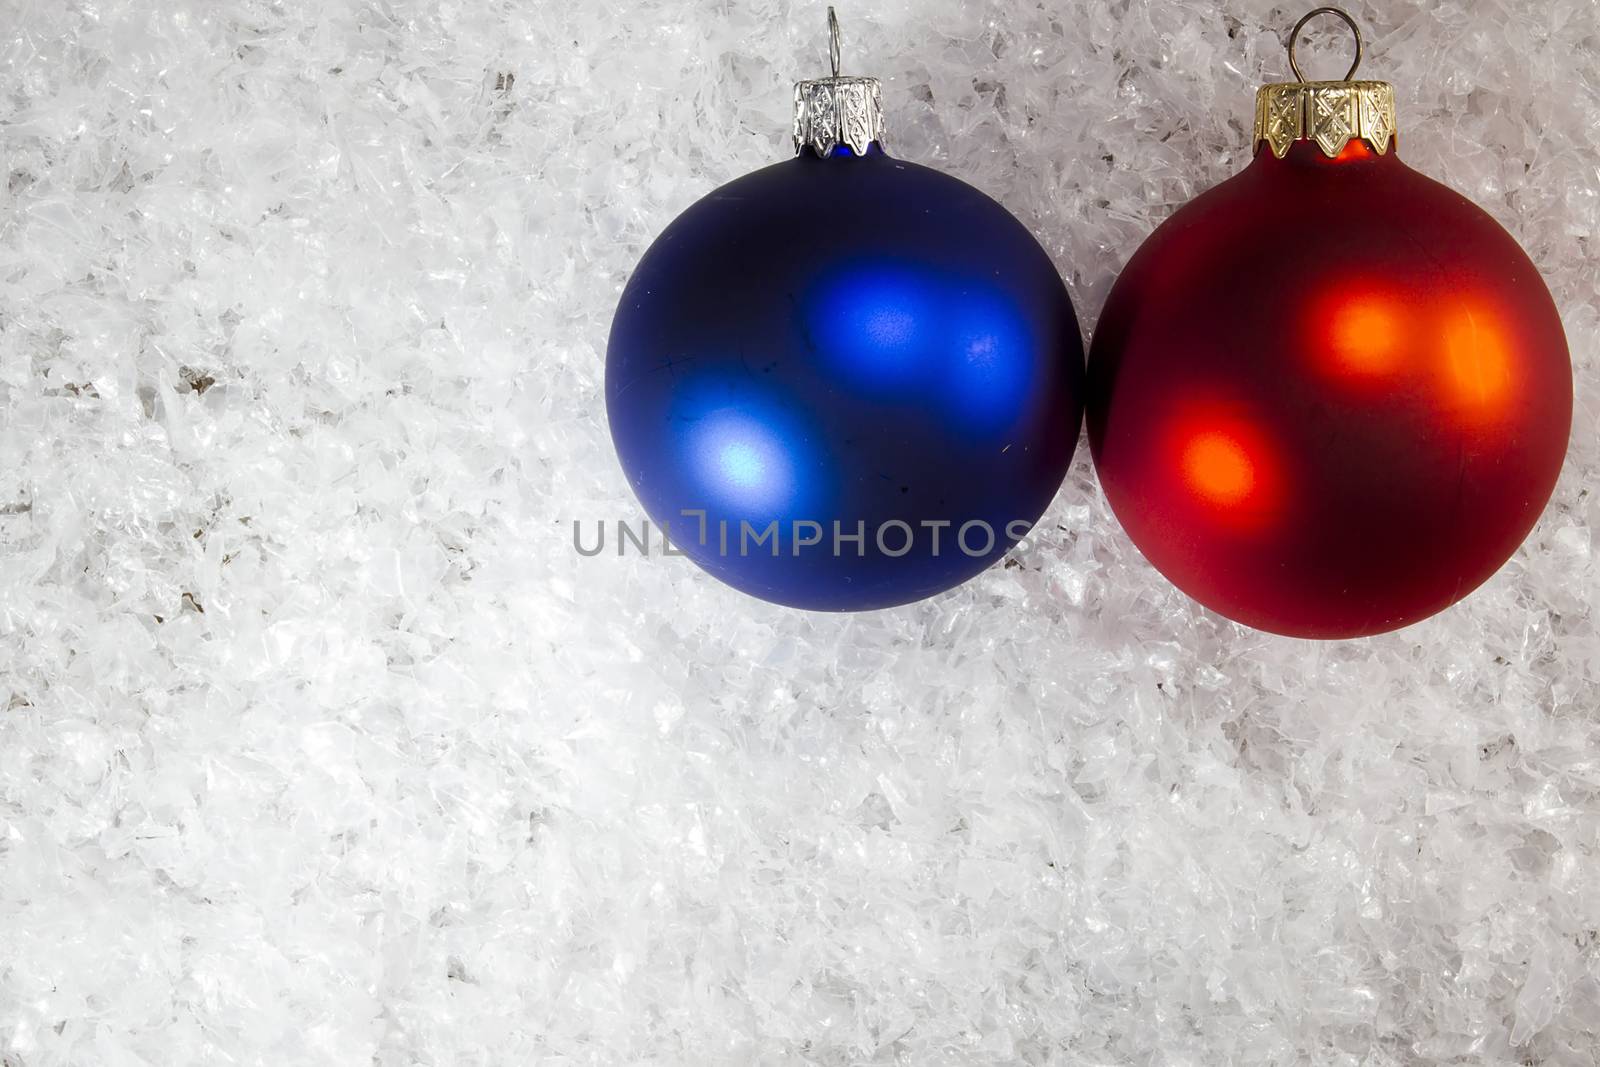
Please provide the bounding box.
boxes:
[1,0,1598,1062]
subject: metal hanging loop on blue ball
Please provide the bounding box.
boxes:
[793,9,884,157]
[828,6,841,78]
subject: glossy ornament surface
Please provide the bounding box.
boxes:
[607,17,1083,611]
[1087,14,1571,639]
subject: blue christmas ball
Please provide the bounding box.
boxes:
[606,147,1083,610]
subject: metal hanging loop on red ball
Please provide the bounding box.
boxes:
[1288,6,1364,82]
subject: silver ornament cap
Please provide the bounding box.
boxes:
[793,9,886,157]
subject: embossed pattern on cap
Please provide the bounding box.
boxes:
[1253,80,1396,158]
[793,76,885,157]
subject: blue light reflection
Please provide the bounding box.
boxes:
[948,290,1031,425]
[807,261,1037,429]
[811,264,937,385]
[684,407,801,516]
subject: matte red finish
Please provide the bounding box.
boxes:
[1087,140,1573,639]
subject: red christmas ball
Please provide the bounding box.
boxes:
[1088,65,1572,638]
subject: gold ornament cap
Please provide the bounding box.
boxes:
[1252,8,1398,159]
[793,8,886,157]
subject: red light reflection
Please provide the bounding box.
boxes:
[1168,408,1284,530]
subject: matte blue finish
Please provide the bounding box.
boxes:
[606,148,1084,610]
